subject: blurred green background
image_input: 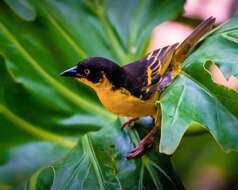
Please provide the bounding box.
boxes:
[0,0,238,189]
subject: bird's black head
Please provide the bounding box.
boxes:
[61,57,123,84]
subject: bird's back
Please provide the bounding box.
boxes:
[123,44,178,100]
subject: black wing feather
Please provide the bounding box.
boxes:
[123,44,178,100]
[123,17,215,100]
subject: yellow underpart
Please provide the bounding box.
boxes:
[77,75,157,117]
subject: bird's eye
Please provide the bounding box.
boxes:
[84,69,90,76]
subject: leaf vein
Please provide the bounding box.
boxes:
[0,21,115,120]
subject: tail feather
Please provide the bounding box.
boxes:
[174,16,216,66]
[158,43,179,76]
[157,17,216,92]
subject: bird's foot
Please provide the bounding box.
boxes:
[122,117,139,129]
[126,125,159,159]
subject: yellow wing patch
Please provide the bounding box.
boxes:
[147,66,152,86]
[146,66,153,92]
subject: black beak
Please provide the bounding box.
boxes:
[60,66,78,77]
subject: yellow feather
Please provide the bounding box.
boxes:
[146,66,153,92]
[77,75,157,117]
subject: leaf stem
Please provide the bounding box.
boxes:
[0,104,76,148]
[82,135,105,189]
[128,127,178,189]
[47,14,88,59]
[98,12,128,63]
[128,0,146,54]
[85,1,129,63]
[38,1,88,58]
[143,157,163,190]
[127,128,162,189]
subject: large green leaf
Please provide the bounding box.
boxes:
[0,142,69,188]
[0,0,185,189]
[28,125,183,190]
[159,17,238,154]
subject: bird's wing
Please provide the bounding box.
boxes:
[123,43,178,100]
[123,17,215,100]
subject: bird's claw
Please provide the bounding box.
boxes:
[126,144,146,159]
[126,125,159,159]
[122,117,139,129]
[126,137,154,159]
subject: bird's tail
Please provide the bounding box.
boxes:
[172,16,216,73]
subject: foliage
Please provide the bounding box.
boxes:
[0,0,238,189]
[160,19,238,154]
[0,0,184,189]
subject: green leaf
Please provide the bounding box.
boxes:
[107,0,184,58]
[4,0,36,21]
[0,0,185,188]
[0,142,69,188]
[159,17,238,154]
[27,126,183,190]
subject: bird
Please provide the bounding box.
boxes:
[61,17,215,159]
